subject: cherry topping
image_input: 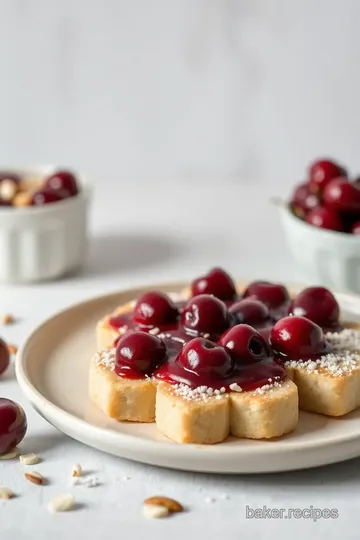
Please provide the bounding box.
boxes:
[351,220,360,235]
[308,159,346,194]
[243,281,290,312]
[229,299,271,327]
[115,331,166,376]
[219,324,270,364]
[44,170,79,197]
[288,287,340,329]
[290,183,320,218]
[0,398,27,454]
[323,178,360,213]
[191,267,237,301]
[0,338,10,375]
[31,189,69,206]
[305,206,343,232]
[270,316,329,359]
[178,337,233,378]
[133,291,178,327]
[181,294,231,335]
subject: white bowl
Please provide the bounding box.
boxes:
[0,166,91,283]
[278,202,360,293]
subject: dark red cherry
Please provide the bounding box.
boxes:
[133,291,178,327]
[0,398,27,454]
[289,287,340,328]
[0,339,10,375]
[243,281,290,311]
[305,206,343,232]
[44,170,79,197]
[219,324,270,364]
[191,267,237,301]
[115,331,166,376]
[178,337,233,378]
[323,178,360,213]
[270,316,329,359]
[290,183,320,218]
[181,294,231,335]
[308,159,346,194]
[229,299,270,327]
[351,220,360,235]
[0,173,21,184]
[31,188,68,206]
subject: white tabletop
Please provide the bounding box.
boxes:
[0,182,357,539]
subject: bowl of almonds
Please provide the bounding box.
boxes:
[0,166,91,282]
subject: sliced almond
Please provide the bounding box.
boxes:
[143,503,169,519]
[1,313,14,325]
[7,344,17,355]
[48,494,74,513]
[0,449,19,460]
[144,496,184,513]
[71,463,82,477]
[0,487,14,499]
[25,471,45,485]
[19,453,39,465]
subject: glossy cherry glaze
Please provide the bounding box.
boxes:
[243,281,290,320]
[115,331,167,378]
[0,398,27,454]
[181,294,232,336]
[305,206,343,232]
[229,299,272,328]
[308,159,346,194]
[190,267,237,301]
[289,286,342,332]
[290,183,320,218]
[44,170,79,197]
[178,338,233,378]
[270,316,331,361]
[323,178,360,213]
[0,338,10,376]
[31,189,69,206]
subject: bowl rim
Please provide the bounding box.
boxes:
[278,199,360,243]
[0,165,91,216]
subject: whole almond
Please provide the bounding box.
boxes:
[25,471,45,485]
[20,453,39,465]
[144,496,184,513]
[1,313,14,325]
[0,487,14,499]
[0,449,19,460]
[48,494,74,513]
[143,503,169,519]
[7,344,18,355]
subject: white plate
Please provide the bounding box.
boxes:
[15,282,360,474]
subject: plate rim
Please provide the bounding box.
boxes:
[15,281,360,474]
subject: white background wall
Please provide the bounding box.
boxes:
[0,0,359,186]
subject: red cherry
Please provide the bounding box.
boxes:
[0,173,21,184]
[133,291,179,327]
[323,178,360,213]
[289,286,340,328]
[219,324,270,363]
[305,206,343,232]
[0,339,10,375]
[0,398,27,454]
[270,316,329,359]
[44,170,79,197]
[181,294,231,335]
[308,159,346,194]
[351,220,360,235]
[290,183,320,217]
[243,281,290,311]
[178,337,233,378]
[115,331,166,376]
[31,188,69,206]
[229,299,270,327]
[190,267,237,301]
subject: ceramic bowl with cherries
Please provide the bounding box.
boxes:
[0,167,91,283]
[278,158,360,293]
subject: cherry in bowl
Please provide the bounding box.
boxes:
[308,159,346,195]
[115,331,166,377]
[178,337,233,378]
[31,189,69,206]
[181,294,231,335]
[44,170,79,197]
[133,291,179,327]
[290,182,319,218]
[219,324,270,364]
[190,267,237,301]
[0,398,27,454]
[270,316,330,360]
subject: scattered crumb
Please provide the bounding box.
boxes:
[7,344,18,355]
[71,463,82,477]
[71,476,99,488]
[1,314,14,325]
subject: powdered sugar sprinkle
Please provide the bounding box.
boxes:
[95,348,116,371]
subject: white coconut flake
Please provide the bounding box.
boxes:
[229,383,242,393]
